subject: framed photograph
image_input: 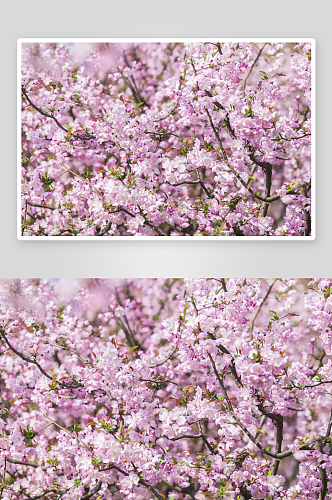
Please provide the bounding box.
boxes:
[1,278,330,499]
[18,39,315,239]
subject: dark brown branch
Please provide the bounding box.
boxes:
[197,420,216,455]
[101,462,165,500]
[249,154,272,217]
[299,181,311,236]
[26,201,56,211]
[138,207,166,236]
[6,458,39,469]
[81,480,102,500]
[315,436,328,500]
[23,489,58,500]
[210,278,228,292]
[325,406,332,438]
[162,434,201,441]
[45,341,88,363]
[276,132,311,141]
[254,415,267,441]
[159,480,196,499]
[58,162,102,196]
[122,206,166,236]
[146,130,181,140]
[207,352,292,460]
[113,315,136,348]
[169,180,201,187]
[257,404,284,475]
[204,90,236,139]
[205,109,283,204]
[206,332,242,388]
[0,329,82,389]
[221,279,228,292]
[98,206,166,236]
[21,88,95,141]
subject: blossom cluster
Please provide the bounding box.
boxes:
[0,278,331,499]
[20,41,312,236]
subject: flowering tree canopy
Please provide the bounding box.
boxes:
[1,278,331,500]
[20,41,312,237]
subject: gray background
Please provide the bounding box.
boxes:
[2,0,330,278]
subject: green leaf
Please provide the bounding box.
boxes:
[256,428,267,435]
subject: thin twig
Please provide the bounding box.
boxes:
[153,104,179,122]
[207,352,292,460]
[21,88,95,141]
[58,162,102,196]
[221,279,228,292]
[6,458,39,469]
[205,109,283,204]
[242,43,267,97]
[81,480,102,500]
[250,279,278,339]
[315,437,328,500]
[26,202,56,211]
[43,414,92,451]
[21,489,58,500]
[300,181,311,236]
[326,406,332,438]
[0,458,6,499]
[149,347,178,368]
[0,329,82,389]
[45,342,88,363]
[198,420,216,455]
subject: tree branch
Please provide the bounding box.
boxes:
[22,489,58,500]
[206,332,242,388]
[249,154,272,217]
[314,436,328,500]
[81,480,102,500]
[325,406,332,438]
[299,181,311,236]
[149,347,178,368]
[21,88,95,141]
[205,90,236,139]
[6,458,39,469]
[242,43,267,97]
[161,434,201,441]
[257,404,284,475]
[58,162,102,196]
[101,462,165,500]
[26,202,56,211]
[197,420,216,455]
[207,352,292,460]
[0,329,82,389]
[205,109,283,204]
[43,414,92,451]
[153,104,179,122]
[249,279,278,340]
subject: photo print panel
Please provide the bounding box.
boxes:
[18,39,315,239]
[0,278,331,499]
